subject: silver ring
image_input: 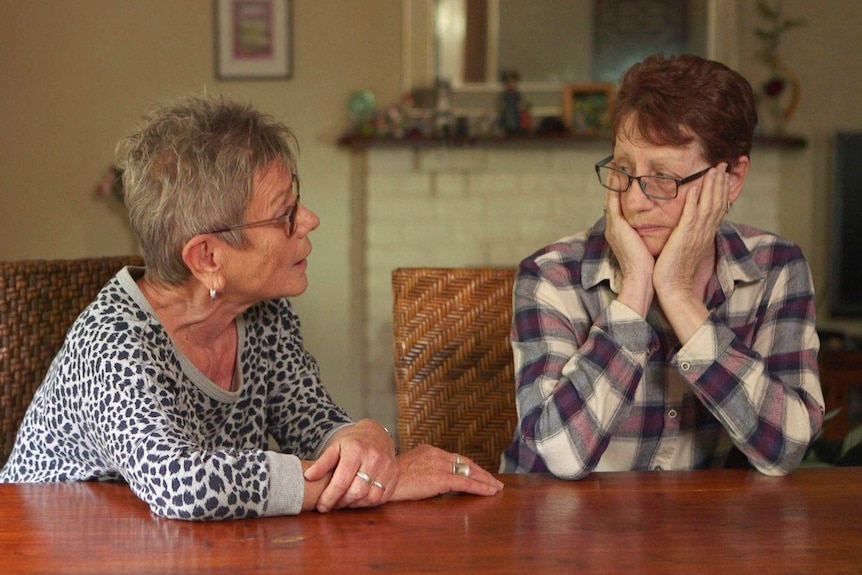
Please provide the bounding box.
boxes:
[452,462,471,477]
[455,454,461,465]
[355,471,372,484]
[371,480,385,489]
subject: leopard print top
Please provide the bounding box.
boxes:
[0,267,353,520]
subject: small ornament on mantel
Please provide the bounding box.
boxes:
[753,0,806,134]
[498,70,525,135]
[433,78,456,137]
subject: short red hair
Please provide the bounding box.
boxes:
[611,54,758,166]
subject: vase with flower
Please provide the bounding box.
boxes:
[754,0,806,134]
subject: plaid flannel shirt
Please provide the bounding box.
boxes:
[501,219,824,478]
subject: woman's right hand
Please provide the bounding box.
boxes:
[603,190,655,317]
[304,419,398,512]
[389,444,503,502]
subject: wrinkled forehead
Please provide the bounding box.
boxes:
[251,160,296,196]
[255,158,294,180]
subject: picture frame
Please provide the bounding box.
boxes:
[561,83,615,135]
[215,0,292,80]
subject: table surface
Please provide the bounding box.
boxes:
[2,468,861,574]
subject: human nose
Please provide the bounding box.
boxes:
[295,203,319,236]
[621,177,655,209]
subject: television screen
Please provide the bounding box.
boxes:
[830,132,862,317]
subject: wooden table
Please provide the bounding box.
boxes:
[2,468,860,574]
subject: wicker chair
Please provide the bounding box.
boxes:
[0,255,143,466]
[392,267,518,473]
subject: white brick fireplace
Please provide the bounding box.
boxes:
[347,141,788,431]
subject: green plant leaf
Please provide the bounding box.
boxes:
[840,424,862,459]
[754,28,779,39]
[811,408,842,443]
[756,1,780,20]
[823,407,842,422]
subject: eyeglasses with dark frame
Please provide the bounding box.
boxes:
[594,155,713,200]
[205,172,301,237]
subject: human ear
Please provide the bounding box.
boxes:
[726,156,750,204]
[182,235,223,292]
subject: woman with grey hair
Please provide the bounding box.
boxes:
[0,95,502,520]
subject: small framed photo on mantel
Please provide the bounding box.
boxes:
[562,82,615,135]
[215,0,293,80]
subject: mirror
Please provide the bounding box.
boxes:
[433,0,604,86]
[403,0,739,104]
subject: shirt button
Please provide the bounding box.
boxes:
[680,361,691,371]
[668,409,678,419]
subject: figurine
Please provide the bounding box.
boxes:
[433,78,456,137]
[499,70,524,135]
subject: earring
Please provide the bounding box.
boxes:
[209,286,216,301]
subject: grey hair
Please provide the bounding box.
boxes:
[116,94,298,285]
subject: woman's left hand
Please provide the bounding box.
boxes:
[652,163,729,345]
[304,419,399,512]
[390,444,504,502]
[653,163,729,299]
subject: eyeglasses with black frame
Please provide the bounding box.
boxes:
[205,172,301,237]
[594,155,713,200]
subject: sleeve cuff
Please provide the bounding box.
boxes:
[312,422,355,459]
[604,299,651,354]
[676,314,735,367]
[263,452,304,516]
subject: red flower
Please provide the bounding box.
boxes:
[763,76,786,98]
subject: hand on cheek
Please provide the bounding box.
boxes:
[654,164,728,298]
[604,191,655,317]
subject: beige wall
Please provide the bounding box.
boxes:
[2,1,862,418]
[0,0,401,417]
[736,1,862,336]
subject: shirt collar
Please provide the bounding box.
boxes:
[714,221,769,292]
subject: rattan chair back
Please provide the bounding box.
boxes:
[392,267,517,472]
[0,255,143,465]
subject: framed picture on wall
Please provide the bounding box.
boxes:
[215,0,293,80]
[561,83,615,135]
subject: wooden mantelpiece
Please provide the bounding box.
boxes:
[338,132,808,151]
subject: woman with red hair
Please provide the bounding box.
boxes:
[502,54,823,478]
